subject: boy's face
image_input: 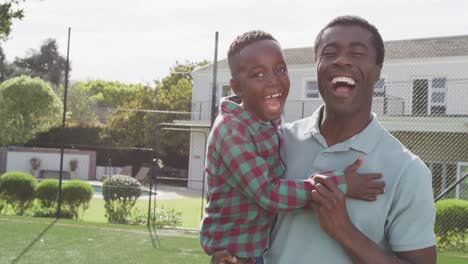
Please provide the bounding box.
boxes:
[230,39,290,122]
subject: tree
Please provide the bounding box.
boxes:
[13,38,69,88]
[71,80,144,107]
[0,1,24,41]
[103,61,208,168]
[0,75,62,145]
[67,85,99,127]
[0,45,5,80]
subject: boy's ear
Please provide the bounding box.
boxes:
[230,79,242,97]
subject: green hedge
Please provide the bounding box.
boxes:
[35,179,59,207]
[0,171,37,215]
[435,199,468,236]
[103,175,141,224]
[62,180,94,219]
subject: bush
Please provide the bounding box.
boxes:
[435,199,468,237]
[35,179,59,207]
[103,175,141,224]
[31,204,74,219]
[154,207,182,228]
[436,229,468,253]
[0,171,37,215]
[62,180,93,219]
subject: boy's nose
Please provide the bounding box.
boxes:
[266,72,280,86]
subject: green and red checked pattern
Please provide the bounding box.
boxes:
[200,97,339,258]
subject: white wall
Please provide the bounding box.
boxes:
[7,152,90,180]
[187,130,209,190]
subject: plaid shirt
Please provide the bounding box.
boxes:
[200,96,339,258]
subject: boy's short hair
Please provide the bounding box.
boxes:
[227,30,277,77]
[314,15,385,65]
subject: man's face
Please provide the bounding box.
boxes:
[316,25,382,116]
[230,39,290,121]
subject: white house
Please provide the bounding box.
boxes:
[185,35,468,195]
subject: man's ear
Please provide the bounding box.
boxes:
[375,64,383,81]
[230,78,242,97]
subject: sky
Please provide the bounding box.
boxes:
[3,0,468,85]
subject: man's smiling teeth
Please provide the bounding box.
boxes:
[264,93,282,99]
[332,76,356,86]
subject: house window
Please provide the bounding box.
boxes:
[373,78,385,97]
[431,78,446,104]
[412,77,447,116]
[304,80,319,98]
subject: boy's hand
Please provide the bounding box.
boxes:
[211,250,238,264]
[344,157,385,201]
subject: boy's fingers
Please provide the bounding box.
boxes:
[363,173,383,180]
[368,181,385,189]
[345,156,363,173]
[368,188,385,195]
[364,195,377,201]
[211,250,237,264]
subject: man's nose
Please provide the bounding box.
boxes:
[333,52,353,67]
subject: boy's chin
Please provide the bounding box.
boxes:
[260,112,282,122]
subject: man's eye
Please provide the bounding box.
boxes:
[352,52,365,56]
[322,51,336,57]
[254,72,264,78]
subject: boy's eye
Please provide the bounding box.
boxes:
[276,67,288,75]
[254,72,264,78]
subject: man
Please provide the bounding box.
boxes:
[212,16,436,264]
[264,15,436,263]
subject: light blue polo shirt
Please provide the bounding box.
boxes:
[264,107,436,264]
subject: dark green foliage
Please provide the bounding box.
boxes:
[34,179,59,207]
[0,1,24,41]
[62,180,93,219]
[31,204,74,219]
[0,75,62,145]
[0,171,37,215]
[435,199,468,237]
[103,175,141,223]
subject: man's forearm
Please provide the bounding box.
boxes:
[339,225,433,264]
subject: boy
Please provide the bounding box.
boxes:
[200,30,384,264]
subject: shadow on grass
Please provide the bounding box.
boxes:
[11,218,58,264]
[147,224,161,249]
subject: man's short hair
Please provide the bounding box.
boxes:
[314,15,385,65]
[227,30,277,76]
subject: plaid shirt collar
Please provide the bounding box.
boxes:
[220,96,283,131]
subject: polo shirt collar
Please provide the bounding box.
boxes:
[305,106,384,155]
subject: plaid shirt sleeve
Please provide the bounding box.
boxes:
[218,125,316,212]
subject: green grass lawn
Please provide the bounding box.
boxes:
[0,215,209,264]
[0,216,467,264]
[83,197,205,229]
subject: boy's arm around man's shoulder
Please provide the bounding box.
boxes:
[217,123,315,212]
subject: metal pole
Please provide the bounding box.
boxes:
[210,32,219,128]
[434,173,468,202]
[56,27,71,218]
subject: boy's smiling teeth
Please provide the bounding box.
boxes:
[264,93,282,99]
[332,76,356,86]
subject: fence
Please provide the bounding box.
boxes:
[1,32,467,255]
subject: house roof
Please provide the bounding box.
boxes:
[194,35,468,73]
